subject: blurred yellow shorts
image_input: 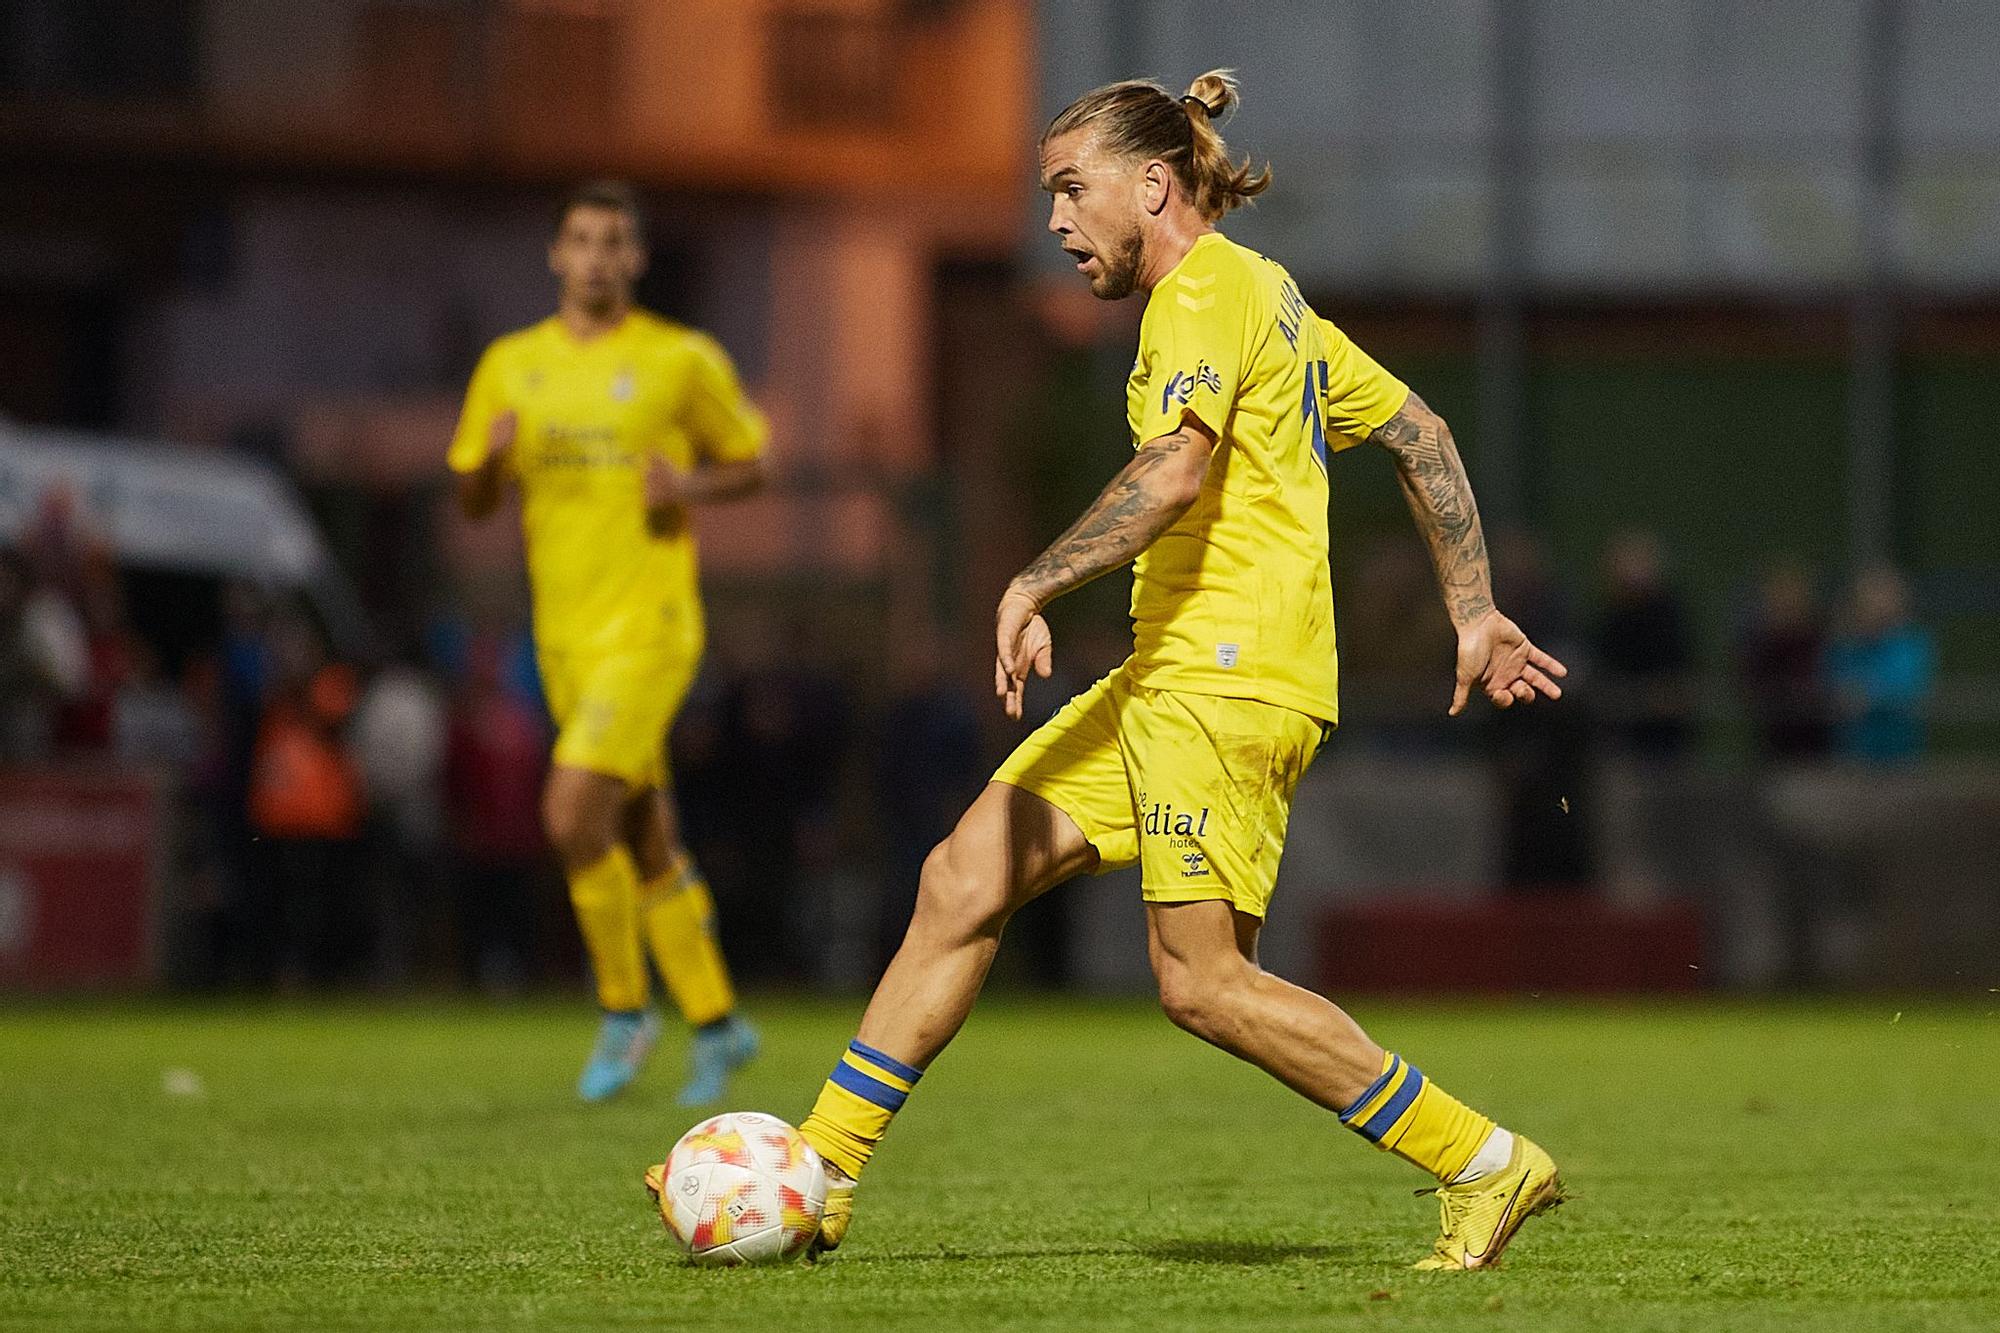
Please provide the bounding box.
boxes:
[539,642,699,790]
[992,669,1327,918]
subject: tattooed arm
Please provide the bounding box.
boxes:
[1368,393,1494,629]
[1369,391,1569,714]
[993,419,1215,718]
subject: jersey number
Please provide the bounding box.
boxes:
[1300,359,1330,472]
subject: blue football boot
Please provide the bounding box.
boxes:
[577,1008,662,1103]
[675,1015,760,1107]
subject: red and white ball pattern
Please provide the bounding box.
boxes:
[658,1111,828,1266]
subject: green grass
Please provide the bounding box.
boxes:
[3,997,1998,1331]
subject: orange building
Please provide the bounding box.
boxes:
[1,0,1038,626]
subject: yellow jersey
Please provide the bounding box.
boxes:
[448,310,766,657]
[1125,232,1408,722]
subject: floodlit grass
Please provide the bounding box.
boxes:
[3,996,1997,1330]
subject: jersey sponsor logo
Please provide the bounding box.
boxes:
[535,424,633,469]
[1152,792,1208,836]
[1159,362,1223,414]
[1180,849,1209,878]
[1144,792,1200,856]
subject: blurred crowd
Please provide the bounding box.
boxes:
[1339,527,1937,770]
[0,482,1943,993]
[1336,526,1937,914]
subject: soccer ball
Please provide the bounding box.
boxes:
[653,1111,828,1266]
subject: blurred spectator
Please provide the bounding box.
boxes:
[245,611,367,988]
[211,583,274,984]
[1338,538,1458,749]
[1485,530,1597,894]
[353,651,448,984]
[444,633,549,993]
[1825,565,1935,765]
[1592,530,1697,757]
[1737,560,1830,762]
[1591,531,1699,904]
[53,564,137,752]
[8,550,91,756]
[1,550,77,759]
[1735,560,1834,987]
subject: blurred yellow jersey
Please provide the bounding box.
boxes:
[448,310,766,657]
[1125,233,1408,723]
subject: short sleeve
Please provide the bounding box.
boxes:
[1318,317,1408,451]
[447,345,509,474]
[680,336,768,464]
[1131,261,1247,445]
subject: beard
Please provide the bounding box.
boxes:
[1089,224,1146,300]
[567,277,624,318]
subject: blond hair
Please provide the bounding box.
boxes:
[1043,70,1270,222]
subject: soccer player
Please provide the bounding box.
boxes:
[694,71,1568,1266]
[451,181,763,1105]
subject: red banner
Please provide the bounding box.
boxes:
[0,767,163,989]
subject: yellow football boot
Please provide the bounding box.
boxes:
[806,1166,857,1260]
[1413,1135,1564,1271]
[643,1163,668,1222]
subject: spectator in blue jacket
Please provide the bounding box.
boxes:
[1825,565,1934,764]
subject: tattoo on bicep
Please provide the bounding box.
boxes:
[1369,396,1494,625]
[1011,431,1198,602]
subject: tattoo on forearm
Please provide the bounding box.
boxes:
[1010,432,1201,606]
[1369,394,1494,626]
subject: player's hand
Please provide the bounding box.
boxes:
[1451,608,1568,716]
[995,588,1054,721]
[485,409,518,467]
[644,456,687,536]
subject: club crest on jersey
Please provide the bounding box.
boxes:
[610,368,635,401]
[1160,362,1222,414]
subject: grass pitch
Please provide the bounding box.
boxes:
[3,996,1997,1331]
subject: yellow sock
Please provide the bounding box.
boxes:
[798,1041,924,1180]
[1339,1052,1498,1183]
[639,856,737,1028]
[567,845,648,1012]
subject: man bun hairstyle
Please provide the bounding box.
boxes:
[1044,68,1271,222]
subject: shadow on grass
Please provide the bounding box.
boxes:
[1141,1239,1357,1266]
[843,1238,1357,1268]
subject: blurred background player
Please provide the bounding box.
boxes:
[782,72,1568,1270]
[450,181,764,1104]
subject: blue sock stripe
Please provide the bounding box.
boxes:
[1339,1056,1402,1123]
[828,1059,910,1112]
[848,1040,923,1085]
[1356,1064,1426,1143]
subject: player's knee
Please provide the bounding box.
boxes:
[1156,970,1214,1038]
[913,837,1011,940]
[542,785,616,869]
[1155,956,1252,1043]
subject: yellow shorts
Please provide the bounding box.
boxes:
[539,642,699,790]
[992,669,1327,918]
